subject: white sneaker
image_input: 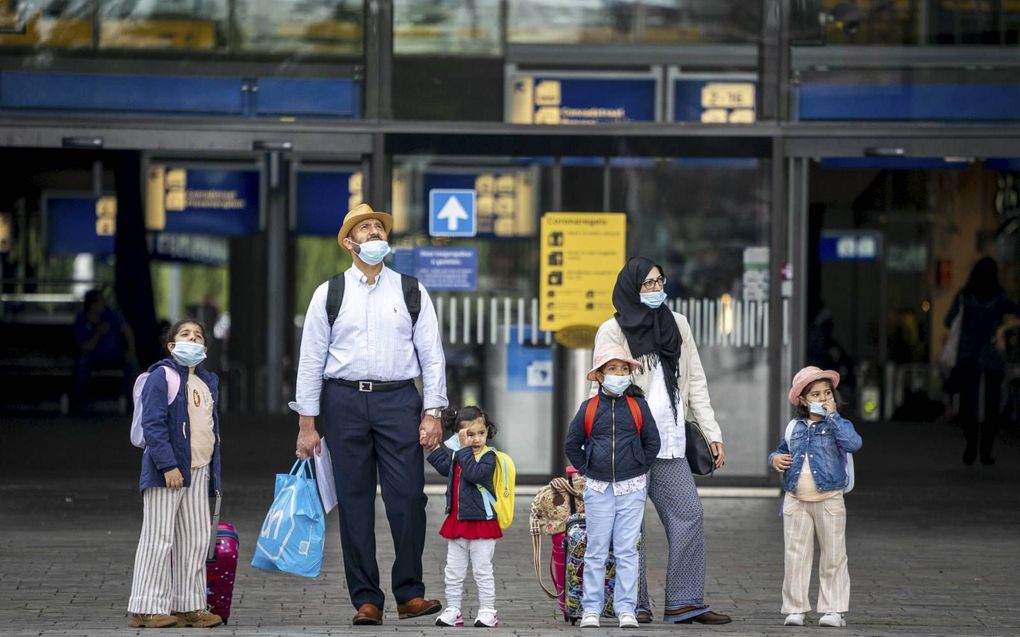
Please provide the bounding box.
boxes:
[784,612,806,626]
[435,607,463,627]
[473,609,498,628]
[618,612,638,628]
[579,611,600,628]
[819,612,846,627]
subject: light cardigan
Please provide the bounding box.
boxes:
[590,313,723,445]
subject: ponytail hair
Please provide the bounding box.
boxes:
[440,405,497,441]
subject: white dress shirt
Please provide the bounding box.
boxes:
[288,265,448,417]
[585,474,647,496]
[645,360,686,459]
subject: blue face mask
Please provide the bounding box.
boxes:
[809,402,827,417]
[171,341,207,368]
[353,239,391,266]
[640,291,667,309]
[601,374,632,396]
[443,433,461,452]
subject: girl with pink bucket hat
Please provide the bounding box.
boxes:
[768,366,863,629]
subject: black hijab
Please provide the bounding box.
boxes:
[612,257,683,422]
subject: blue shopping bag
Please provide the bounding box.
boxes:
[251,459,325,578]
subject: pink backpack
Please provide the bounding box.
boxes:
[130,366,181,448]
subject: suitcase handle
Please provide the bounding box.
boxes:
[207,490,221,561]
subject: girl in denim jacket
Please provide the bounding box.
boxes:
[426,406,503,628]
[768,366,862,629]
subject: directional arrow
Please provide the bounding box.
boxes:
[437,196,469,231]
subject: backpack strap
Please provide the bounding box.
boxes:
[624,394,643,435]
[328,271,420,330]
[583,395,600,438]
[325,272,346,329]
[784,419,799,450]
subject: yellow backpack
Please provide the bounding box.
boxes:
[477,448,516,529]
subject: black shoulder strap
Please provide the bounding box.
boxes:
[327,271,419,330]
[400,273,421,328]
[326,273,345,329]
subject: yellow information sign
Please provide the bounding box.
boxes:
[540,212,626,333]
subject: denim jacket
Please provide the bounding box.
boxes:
[427,446,496,521]
[768,412,862,494]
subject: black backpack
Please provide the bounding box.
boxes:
[325,272,422,330]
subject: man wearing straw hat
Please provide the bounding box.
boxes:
[290,203,448,626]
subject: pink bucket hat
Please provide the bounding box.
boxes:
[586,345,642,382]
[788,366,841,405]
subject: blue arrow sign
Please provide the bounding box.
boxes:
[429,189,476,237]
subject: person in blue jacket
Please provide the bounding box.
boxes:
[126,319,223,629]
[564,344,660,629]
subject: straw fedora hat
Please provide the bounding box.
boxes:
[788,366,840,406]
[586,344,643,382]
[337,203,393,247]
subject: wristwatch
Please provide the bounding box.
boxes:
[424,407,442,418]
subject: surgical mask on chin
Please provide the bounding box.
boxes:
[601,374,632,396]
[809,402,827,417]
[171,341,207,368]
[353,239,391,266]
[443,433,461,452]
[640,290,667,309]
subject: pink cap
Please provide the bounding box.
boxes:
[788,366,840,406]
[586,345,642,382]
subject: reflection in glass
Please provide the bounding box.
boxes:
[508,0,760,45]
[394,0,501,54]
[815,0,1020,45]
[235,0,362,55]
[0,0,94,48]
[99,0,227,50]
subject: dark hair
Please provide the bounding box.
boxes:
[82,289,103,312]
[962,257,1002,303]
[441,405,497,441]
[163,318,207,355]
[793,378,843,418]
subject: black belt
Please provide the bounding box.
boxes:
[328,378,414,393]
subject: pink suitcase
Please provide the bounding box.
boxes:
[206,495,239,623]
[551,531,567,615]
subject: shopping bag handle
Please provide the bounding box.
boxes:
[290,458,313,479]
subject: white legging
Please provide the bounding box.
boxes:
[127,465,210,615]
[444,538,496,612]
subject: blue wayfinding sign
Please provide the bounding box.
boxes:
[506,326,552,393]
[295,170,355,236]
[414,247,477,291]
[46,196,115,257]
[429,189,476,237]
[819,232,882,262]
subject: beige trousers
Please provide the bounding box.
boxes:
[781,492,850,614]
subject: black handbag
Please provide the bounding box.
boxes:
[684,418,715,476]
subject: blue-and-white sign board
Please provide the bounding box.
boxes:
[819,231,882,262]
[507,326,553,393]
[429,189,476,237]
[414,247,477,291]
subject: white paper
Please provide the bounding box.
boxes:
[313,439,338,514]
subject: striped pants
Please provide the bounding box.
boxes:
[127,465,210,615]
[781,493,850,614]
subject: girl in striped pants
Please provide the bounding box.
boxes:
[127,319,223,628]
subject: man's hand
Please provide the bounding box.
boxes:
[772,453,793,473]
[710,442,726,469]
[164,468,184,489]
[419,414,442,449]
[296,415,321,460]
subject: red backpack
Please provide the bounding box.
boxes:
[583,394,643,438]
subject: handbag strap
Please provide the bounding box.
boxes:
[531,533,560,598]
[206,490,221,561]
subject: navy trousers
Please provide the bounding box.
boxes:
[321,381,427,610]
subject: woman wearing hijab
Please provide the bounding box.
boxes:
[944,257,1020,465]
[591,256,730,625]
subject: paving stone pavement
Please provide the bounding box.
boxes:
[1,416,1018,637]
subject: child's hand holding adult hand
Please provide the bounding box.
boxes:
[164,468,184,489]
[772,453,793,473]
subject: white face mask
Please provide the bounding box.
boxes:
[601,374,632,396]
[352,239,391,265]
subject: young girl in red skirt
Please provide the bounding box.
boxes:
[425,406,502,628]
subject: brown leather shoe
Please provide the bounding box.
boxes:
[676,610,732,625]
[396,597,442,619]
[352,603,383,626]
[636,609,653,624]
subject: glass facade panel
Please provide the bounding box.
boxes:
[0,0,94,48]
[507,1,760,45]
[394,0,501,54]
[98,0,227,51]
[235,0,362,55]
